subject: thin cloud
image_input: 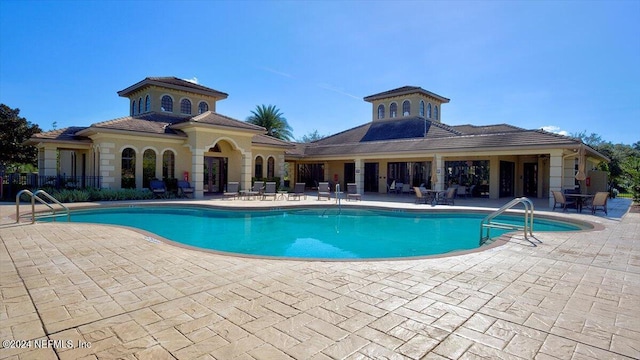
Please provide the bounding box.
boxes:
[258,66,294,78]
[541,125,569,136]
[183,77,199,84]
[316,83,360,100]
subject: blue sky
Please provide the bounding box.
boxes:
[1,0,639,145]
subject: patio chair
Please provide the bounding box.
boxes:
[436,187,456,205]
[587,191,608,215]
[288,182,307,200]
[346,183,361,201]
[395,182,404,194]
[262,182,277,201]
[414,187,429,204]
[552,191,577,212]
[177,180,195,198]
[246,181,264,200]
[149,179,166,199]
[402,183,412,194]
[317,182,331,200]
[223,182,239,200]
[457,185,467,198]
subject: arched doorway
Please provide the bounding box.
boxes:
[203,144,228,194]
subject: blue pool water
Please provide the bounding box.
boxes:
[56,206,583,259]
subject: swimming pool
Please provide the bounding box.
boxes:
[56,206,584,259]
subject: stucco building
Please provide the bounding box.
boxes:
[27,77,608,206]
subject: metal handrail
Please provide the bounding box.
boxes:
[480,197,540,247]
[16,189,70,224]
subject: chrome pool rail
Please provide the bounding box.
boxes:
[480,197,541,247]
[16,189,70,223]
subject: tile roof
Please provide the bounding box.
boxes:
[188,111,266,132]
[117,77,229,99]
[300,120,582,157]
[88,114,187,136]
[28,127,91,142]
[363,86,450,103]
[252,134,295,148]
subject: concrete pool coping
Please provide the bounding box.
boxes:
[1,197,638,359]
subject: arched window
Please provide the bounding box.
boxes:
[198,101,209,114]
[419,100,425,117]
[180,99,192,114]
[267,157,275,179]
[390,103,397,118]
[427,103,432,118]
[162,151,175,179]
[138,97,142,114]
[121,148,136,189]
[377,104,385,119]
[131,100,136,115]
[161,95,173,112]
[255,156,264,179]
[402,100,410,116]
[143,149,156,189]
[145,95,150,112]
[434,105,439,120]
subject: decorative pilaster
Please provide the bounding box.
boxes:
[191,148,204,199]
[549,150,563,207]
[241,152,252,191]
[98,143,115,189]
[354,158,363,194]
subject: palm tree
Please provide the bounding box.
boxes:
[246,105,293,141]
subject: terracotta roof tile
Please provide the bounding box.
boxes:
[363,86,450,103]
[29,127,90,141]
[190,111,266,132]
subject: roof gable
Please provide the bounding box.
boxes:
[117,77,229,99]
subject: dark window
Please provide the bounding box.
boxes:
[161,95,173,112]
[121,148,136,188]
[402,100,410,116]
[162,151,175,179]
[143,149,156,188]
[434,105,439,120]
[198,101,209,114]
[390,103,397,118]
[427,103,432,118]
[138,97,142,114]
[255,156,263,179]
[145,95,150,112]
[377,104,385,119]
[419,101,425,117]
[180,99,192,114]
[132,100,136,115]
[267,157,275,178]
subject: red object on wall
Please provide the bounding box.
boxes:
[183,171,189,182]
[586,177,591,187]
[333,174,338,182]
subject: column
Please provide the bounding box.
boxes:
[277,154,286,188]
[191,148,204,199]
[98,143,115,189]
[548,150,563,207]
[435,155,444,191]
[354,158,364,194]
[241,152,252,192]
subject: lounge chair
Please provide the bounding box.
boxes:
[457,185,467,198]
[414,187,429,204]
[245,181,264,200]
[288,182,306,200]
[149,179,166,199]
[394,182,404,194]
[401,183,411,194]
[177,180,195,198]
[346,183,361,201]
[317,182,331,200]
[552,191,577,212]
[262,182,277,201]
[223,182,239,200]
[587,191,608,215]
[436,187,456,205]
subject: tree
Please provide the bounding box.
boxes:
[299,130,326,143]
[0,104,41,171]
[246,105,293,141]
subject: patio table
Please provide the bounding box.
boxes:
[564,193,594,213]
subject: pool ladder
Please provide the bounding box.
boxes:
[16,189,70,224]
[480,197,541,247]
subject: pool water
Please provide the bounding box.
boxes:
[56,206,582,259]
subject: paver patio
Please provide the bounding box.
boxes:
[1,196,638,359]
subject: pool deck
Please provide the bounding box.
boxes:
[0,195,638,359]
